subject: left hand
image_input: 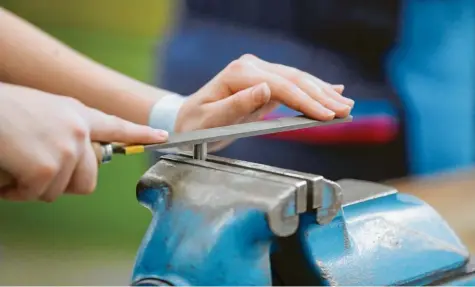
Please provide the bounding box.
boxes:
[174,54,354,149]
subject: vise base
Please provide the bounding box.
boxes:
[130,154,475,286]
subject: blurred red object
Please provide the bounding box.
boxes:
[261,114,399,145]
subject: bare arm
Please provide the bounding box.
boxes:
[0,7,171,125]
[0,7,354,139]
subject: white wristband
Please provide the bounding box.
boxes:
[148,93,186,133]
[148,94,187,154]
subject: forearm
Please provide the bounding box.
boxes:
[0,7,173,125]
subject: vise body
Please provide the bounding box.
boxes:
[124,115,474,286]
[130,153,475,286]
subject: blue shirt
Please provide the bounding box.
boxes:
[387,0,475,174]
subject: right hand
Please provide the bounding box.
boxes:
[0,84,168,202]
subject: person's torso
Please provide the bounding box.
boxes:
[183,0,400,76]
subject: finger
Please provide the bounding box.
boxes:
[264,63,354,110]
[39,166,75,202]
[241,54,353,107]
[250,100,281,121]
[66,142,98,195]
[86,108,168,144]
[0,188,24,201]
[330,84,345,95]
[4,179,48,201]
[39,145,79,203]
[311,78,354,108]
[15,156,59,201]
[206,98,279,152]
[221,61,335,121]
[240,54,355,108]
[205,82,271,127]
[292,76,351,118]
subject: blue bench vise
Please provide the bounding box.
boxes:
[130,153,474,286]
[127,116,474,286]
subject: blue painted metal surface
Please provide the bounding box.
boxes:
[294,192,470,285]
[130,161,474,286]
[131,190,275,286]
[439,261,475,286]
[133,199,272,286]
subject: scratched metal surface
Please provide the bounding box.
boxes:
[177,152,343,225]
[297,182,470,286]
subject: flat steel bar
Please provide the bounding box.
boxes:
[140,115,352,152]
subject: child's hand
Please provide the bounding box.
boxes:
[0,84,167,202]
[173,54,353,150]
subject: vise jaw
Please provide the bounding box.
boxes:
[130,154,475,286]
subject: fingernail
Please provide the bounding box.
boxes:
[252,83,271,103]
[325,110,336,118]
[155,129,169,139]
[332,99,351,110]
[333,84,345,91]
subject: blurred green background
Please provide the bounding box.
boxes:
[0,1,173,284]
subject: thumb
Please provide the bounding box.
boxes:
[86,108,168,144]
[206,82,271,127]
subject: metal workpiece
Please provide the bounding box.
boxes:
[146,115,352,151]
[87,115,353,165]
[170,115,351,161]
[176,152,343,225]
